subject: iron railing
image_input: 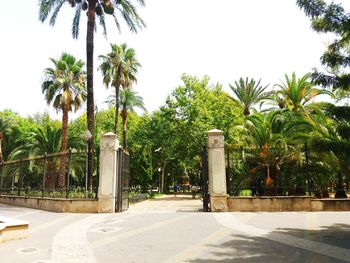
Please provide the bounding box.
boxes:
[0,149,99,199]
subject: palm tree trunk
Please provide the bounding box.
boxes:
[114,81,120,136]
[121,108,128,150]
[86,0,96,192]
[46,162,57,190]
[59,105,69,190]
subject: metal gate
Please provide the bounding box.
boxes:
[201,145,210,212]
[116,148,130,212]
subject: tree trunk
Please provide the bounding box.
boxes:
[114,81,120,136]
[121,107,128,150]
[59,104,69,190]
[86,0,96,191]
[45,162,57,190]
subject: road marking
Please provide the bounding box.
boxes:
[214,213,350,262]
[164,227,232,263]
[16,247,39,254]
[90,227,122,233]
[51,214,110,263]
[91,213,195,249]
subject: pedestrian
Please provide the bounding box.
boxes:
[191,185,197,199]
[174,184,178,197]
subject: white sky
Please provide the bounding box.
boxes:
[0,0,348,119]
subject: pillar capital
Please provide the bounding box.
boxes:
[101,132,120,152]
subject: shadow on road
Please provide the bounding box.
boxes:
[188,223,350,263]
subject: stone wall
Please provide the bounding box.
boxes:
[0,195,98,213]
[227,196,350,212]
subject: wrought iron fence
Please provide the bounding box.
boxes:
[225,146,350,198]
[0,149,99,199]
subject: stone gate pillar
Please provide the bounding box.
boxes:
[208,129,228,212]
[98,132,119,213]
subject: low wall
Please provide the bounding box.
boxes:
[227,196,350,212]
[0,195,98,213]
[227,196,312,212]
[311,199,350,211]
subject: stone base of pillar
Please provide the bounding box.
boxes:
[210,195,228,212]
[98,197,115,213]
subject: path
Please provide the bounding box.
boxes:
[0,198,349,263]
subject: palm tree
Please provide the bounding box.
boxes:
[229,77,272,116]
[99,43,141,135]
[106,88,146,150]
[274,72,332,118]
[38,0,145,190]
[42,53,86,190]
[244,110,311,192]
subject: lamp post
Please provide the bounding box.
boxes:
[80,130,92,197]
[157,167,161,193]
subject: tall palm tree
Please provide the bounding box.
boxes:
[42,53,86,190]
[274,72,332,118]
[39,0,145,190]
[99,43,141,135]
[106,88,146,150]
[229,77,272,116]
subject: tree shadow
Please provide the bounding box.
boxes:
[188,223,350,263]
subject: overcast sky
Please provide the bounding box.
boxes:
[0,0,348,119]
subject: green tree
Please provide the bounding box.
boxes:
[41,53,86,189]
[229,77,272,116]
[297,0,350,91]
[99,43,141,134]
[39,0,145,189]
[311,105,350,198]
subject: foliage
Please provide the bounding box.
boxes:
[229,77,272,116]
[99,43,141,134]
[297,0,350,92]
[42,52,86,189]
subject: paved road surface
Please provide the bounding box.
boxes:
[0,196,349,263]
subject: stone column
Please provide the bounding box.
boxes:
[208,129,228,212]
[98,132,119,213]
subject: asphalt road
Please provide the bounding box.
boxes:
[0,197,350,263]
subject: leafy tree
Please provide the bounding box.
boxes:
[99,43,141,135]
[311,105,350,198]
[296,0,350,91]
[229,77,272,116]
[41,52,86,189]
[39,0,145,189]
[150,75,241,191]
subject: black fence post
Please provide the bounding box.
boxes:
[18,158,23,196]
[95,146,100,198]
[226,150,231,196]
[42,152,47,197]
[304,142,311,196]
[201,145,210,212]
[66,148,72,199]
[0,161,3,194]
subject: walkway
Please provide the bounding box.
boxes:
[0,198,349,263]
